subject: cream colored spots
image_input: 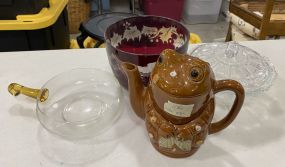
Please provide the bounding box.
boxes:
[195,125,202,132]
[170,70,177,77]
[150,116,157,123]
[149,133,154,139]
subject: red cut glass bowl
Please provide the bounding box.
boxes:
[105,15,190,89]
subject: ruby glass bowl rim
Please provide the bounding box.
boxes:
[104,15,190,56]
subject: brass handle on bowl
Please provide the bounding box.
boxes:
[8,83,49,102]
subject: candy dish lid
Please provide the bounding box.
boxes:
[191,42,277,94]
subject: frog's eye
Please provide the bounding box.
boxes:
[190,67,204,82]
[157,56,163,65]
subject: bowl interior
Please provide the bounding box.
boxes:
[36,69,123,139]
[105,16,189,55]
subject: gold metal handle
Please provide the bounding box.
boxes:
[8,83,49,102]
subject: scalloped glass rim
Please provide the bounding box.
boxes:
[191,42,277,95]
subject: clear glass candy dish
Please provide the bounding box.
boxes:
[9,69,123,139]
[191,42,277,94]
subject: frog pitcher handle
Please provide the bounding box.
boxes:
[209,80,245,134]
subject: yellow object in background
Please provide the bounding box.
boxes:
[189,33,202,44]
[70,37,105,49]
[70,33,202,49]
[0,0,68,30]
[70,39,79,49]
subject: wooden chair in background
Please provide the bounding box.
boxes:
[226,0,285,41]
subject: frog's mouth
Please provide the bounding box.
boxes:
[163,101,195,117]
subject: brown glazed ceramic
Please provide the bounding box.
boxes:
[105,16,189,89]
[122,49,245,158]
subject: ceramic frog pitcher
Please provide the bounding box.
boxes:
[122,49,245,158]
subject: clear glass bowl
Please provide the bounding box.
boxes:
[36,69,123,139]
[191,42,277,94]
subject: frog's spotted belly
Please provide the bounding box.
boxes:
[147,118,207,153]
[159,137,192,151]
[145,99,214,154]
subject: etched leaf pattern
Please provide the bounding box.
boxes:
[110,33,123,47]
[123,26,141,41]
[153,26,178,43]
[110,22,185,49]
[142,26,158,36]
[173,35,186,48]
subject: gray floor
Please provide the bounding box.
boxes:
[183,17,229,42]
[107,0,229,43]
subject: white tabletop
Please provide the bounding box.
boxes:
[0,40,285,167]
